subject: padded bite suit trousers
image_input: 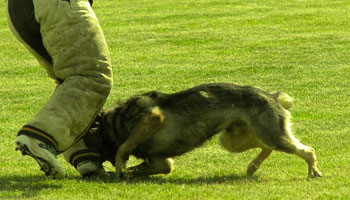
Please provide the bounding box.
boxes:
[7,0,113,163]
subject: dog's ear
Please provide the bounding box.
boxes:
[273,92,293,110]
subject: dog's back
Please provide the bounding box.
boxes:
[130,83,290,158]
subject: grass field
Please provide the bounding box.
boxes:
[1,0,350,199]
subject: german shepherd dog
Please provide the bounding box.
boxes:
[82,83,322,178]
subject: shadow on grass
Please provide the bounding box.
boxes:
[0,173,258,199]
[81,172,260,185]
[131,174,259,185]
[0,175,62,199]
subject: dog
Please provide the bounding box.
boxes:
[82,83,322,178]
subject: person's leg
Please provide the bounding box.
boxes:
[64,140,106,177]
[6,0,56,80]
[8,0,113,178]
[7,0,66,178]
[64,116,108,178]
[23,0,113,152]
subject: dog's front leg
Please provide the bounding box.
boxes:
[246,149,272,176]
[115,107,164,178]
[127,158,175,177]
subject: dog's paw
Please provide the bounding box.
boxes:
[116,171,125,179]
[246,162,258,176]
[115,166,128,179]
[308,168,322,178]
[115,162,126,179]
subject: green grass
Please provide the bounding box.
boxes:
[1,0,350,199]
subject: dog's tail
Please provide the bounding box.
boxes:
[273,92,293,110]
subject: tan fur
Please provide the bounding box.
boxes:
[84,83,322,178]
[114,106,164,177]
[219,93,321,177]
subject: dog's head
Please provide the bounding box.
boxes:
[102,94,159,145]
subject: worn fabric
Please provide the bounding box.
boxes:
[7,0,55,80]
[7,0,113,152]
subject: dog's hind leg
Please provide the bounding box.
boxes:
[265,130,322,178]
[127,158,175,177]
[115,107,164,177]
[246,149,272,176]
[253,109,322,178]
[219,121,272,176]
[281,140,322,178]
